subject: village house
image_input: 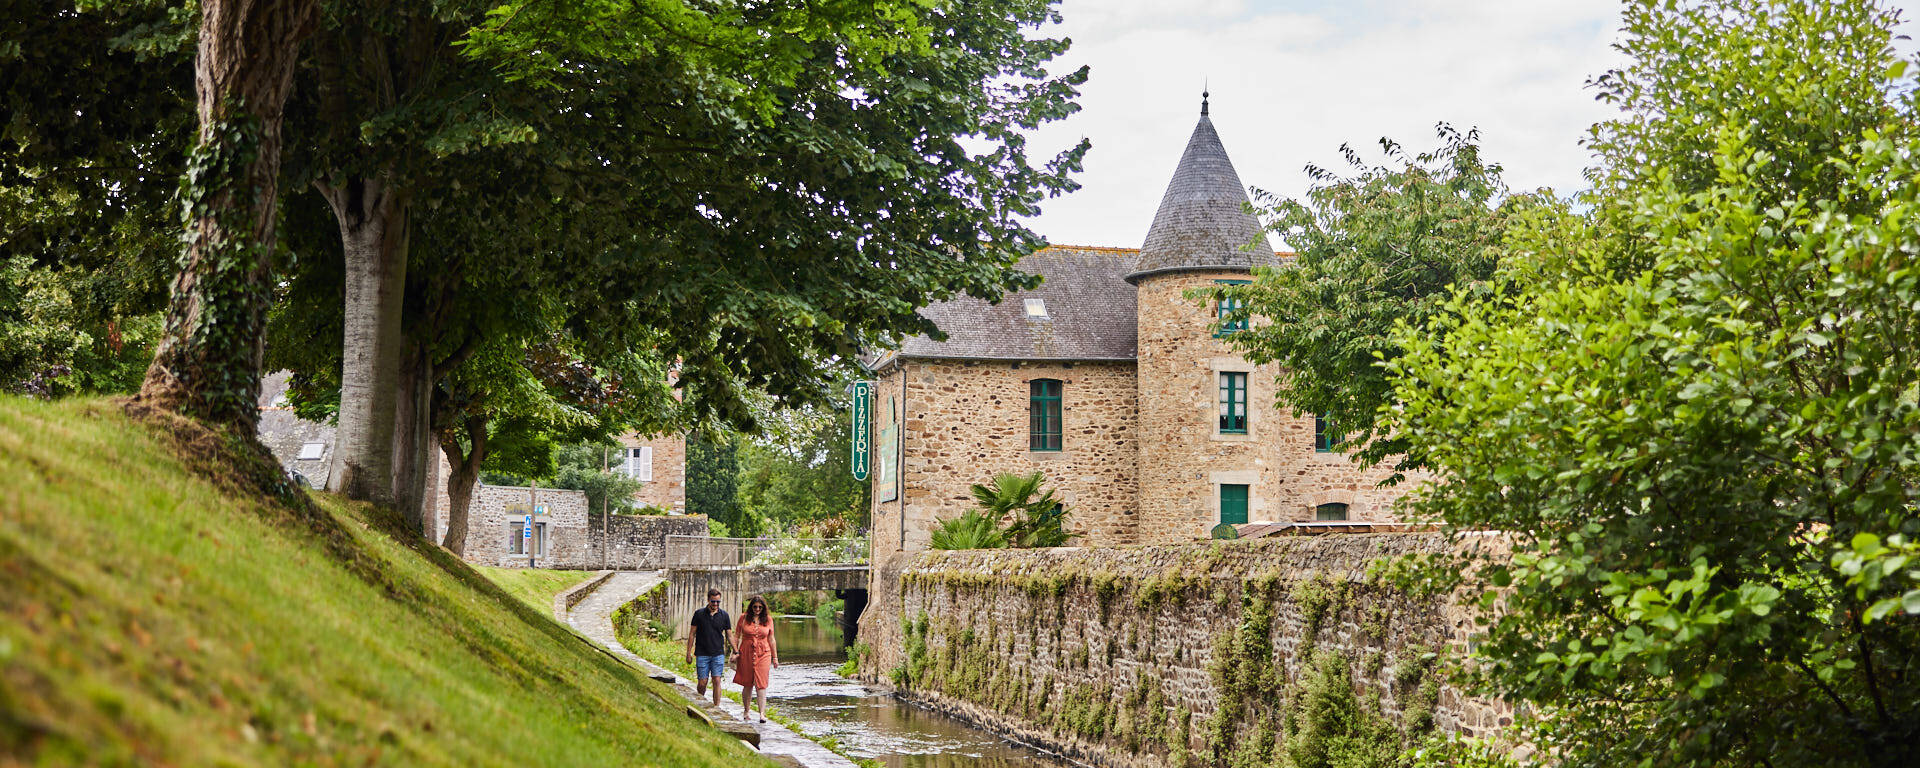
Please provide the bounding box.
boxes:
[865,97,1416,554]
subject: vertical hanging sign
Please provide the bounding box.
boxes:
[850,381,872,480]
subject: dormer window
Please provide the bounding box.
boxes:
[1023,298,1048,318]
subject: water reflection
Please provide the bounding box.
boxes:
[768,616,1076,768]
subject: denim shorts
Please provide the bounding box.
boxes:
[695,654,726,679]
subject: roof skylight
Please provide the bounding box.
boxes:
[1023,298,1048,318]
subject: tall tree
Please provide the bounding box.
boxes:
[1216,126,1517,473]
[1387,1,1920,764]
[687,431,747,536]
[275,0,1086,533]
[737,401,871,532]
[136,0,316,429]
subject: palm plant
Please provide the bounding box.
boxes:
[928,509,1007,550]
[968,472,1079,548]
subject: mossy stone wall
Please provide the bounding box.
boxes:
[861,534,1510,768]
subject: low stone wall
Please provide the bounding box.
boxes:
[601,514,707,570]
[858,535,1508,767]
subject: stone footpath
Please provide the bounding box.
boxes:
[560,571,857,768]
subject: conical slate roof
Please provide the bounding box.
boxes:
[1126,97,1277,283]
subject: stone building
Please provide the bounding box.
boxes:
[865,97,1413,556]
[257,372,697,567]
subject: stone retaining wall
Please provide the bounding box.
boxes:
[602,514,708,570]
[858,535,1508,767]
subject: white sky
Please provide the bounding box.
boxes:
[1020,0,1920,249]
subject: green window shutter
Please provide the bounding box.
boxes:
[1315,413,1338,452]
[1214,280,1251,337]
[1219,372,1248,434]
[1315,503,1349,521]
[1220,484,1249,525]
[1030,379,1062,451]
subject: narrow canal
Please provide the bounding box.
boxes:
[766,615,1076,768]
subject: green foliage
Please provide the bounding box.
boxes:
[1215,125,1518,472]
[736,398,871,531]
[1383,2,1920,765]
[1281,652,1400,768]
[546,441,647,515]
[0,1,186,398]
[0,257,161,396]
[928,509,1009,551]
[687,430,751,536]
[968,471,1080,548]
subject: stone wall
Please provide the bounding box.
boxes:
[857,535,1508,768]
[601,513,709,570]
[1134,271,1416,542]
[426,476,705,570]
[881,358,1140,551]
[618,431,688,514]
[438,483,593,567]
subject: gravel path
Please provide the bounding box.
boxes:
[562,571,857,768]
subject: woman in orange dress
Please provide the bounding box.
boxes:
[731,595,779,723]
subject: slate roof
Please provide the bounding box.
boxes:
[256,371,336,489]
[879,245,1140,364]
[1126,98,1278,282]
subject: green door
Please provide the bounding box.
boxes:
[1220,484,1249,525]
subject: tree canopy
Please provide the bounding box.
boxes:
[1386,1,1920,764]
[1215,125,1519,472]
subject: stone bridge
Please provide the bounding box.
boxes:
[664,564,870,641]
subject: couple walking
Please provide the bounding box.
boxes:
[683,588,780,723]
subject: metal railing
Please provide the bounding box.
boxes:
[664,535,870,568]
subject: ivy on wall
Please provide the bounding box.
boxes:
[891,551,1497,768]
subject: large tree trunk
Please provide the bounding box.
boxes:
[320,177,409,512]
[391,339,436,534]
[137,0,315,430]
[438,414,488,556]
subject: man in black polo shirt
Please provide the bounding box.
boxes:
[684,588,731,706]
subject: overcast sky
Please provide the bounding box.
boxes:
[1020,0,1920,249]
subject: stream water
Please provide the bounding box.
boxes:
[763,616,1076,768]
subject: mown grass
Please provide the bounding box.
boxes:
[475,567,595,614]
[0,396,767,767]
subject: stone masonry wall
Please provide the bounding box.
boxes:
[619,431,688,514]
[895,359,1140,549]
[857,535,1508,768]
[1135,271,1414,542]
[601,513,707,570]
[438,483,592,567]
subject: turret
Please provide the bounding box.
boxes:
[1132,94,1281,542]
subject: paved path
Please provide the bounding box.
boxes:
[563,571,856,768]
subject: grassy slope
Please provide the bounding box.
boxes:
[476,568,595,614]
[0,397,765,767]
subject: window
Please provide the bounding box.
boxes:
[1315,413,1339,452]
[1029,379,1062,451]
[508,520,549,556]
[1220,484,1249,525]
[1315,503,1350,521]
[625,446,653,482]
[1218,372,1248,434]
[1215,280,1251,336]
[1023,298,1049,318]
[297,442,325,460]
